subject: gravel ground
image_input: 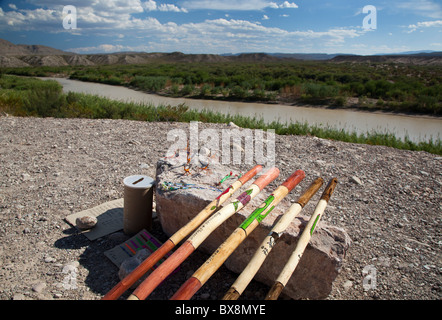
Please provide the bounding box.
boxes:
[0,115,440,301]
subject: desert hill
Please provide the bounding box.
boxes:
[1,38,441,67]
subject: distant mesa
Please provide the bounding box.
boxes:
[0,38,441,68]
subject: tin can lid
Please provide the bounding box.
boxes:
[123,175,155,189]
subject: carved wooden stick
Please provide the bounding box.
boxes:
[127,167,280,300]
[265,178,338,300]
[170,170,306,300]
[222,177,324,300]
[102,165,262,300]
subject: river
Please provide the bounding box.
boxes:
[44,77,441,143]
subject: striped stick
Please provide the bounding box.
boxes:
[127,167,280,300]
[170,170,306,300]
[265,178,338,300]
[102,165,262,300]
[222,177,324,300]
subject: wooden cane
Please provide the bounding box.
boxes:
[265,178,338,300]
[127,167,280,300]
[170,170,306,300]
[102,165,262,300]
[222,177,324,300]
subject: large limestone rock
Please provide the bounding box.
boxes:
[155,158,351,300]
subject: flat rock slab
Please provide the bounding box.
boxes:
[155,158,351,300]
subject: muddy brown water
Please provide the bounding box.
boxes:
[44,77,441,143]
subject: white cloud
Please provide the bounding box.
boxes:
[262,15,269,20]
[143,0,188,13]
[70,44,128,53]
[279,1,298,9]
[67,18,362,54]
[0,7,61,31]
[179,0,298,11]
[396,0,442,19]
[8,4,17,10]
[407,19,442,33]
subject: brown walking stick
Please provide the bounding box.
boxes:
[265,178,338,300]
[102,165,262,300]
[170,170,306,300]
[222,177,324,300]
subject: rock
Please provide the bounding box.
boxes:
[12,293,26,300]
[155,158,351,300]
[32,282,46,293]
[199,293,210,299]
[44,256,56,263]
[343,280,353,290]
[75,216,98,230]
[351,176,363,185]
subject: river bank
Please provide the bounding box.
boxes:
[46,77,442,144]
[0,116,440,300]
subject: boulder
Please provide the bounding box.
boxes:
[155,158,351,300]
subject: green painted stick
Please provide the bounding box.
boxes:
[222,177,324,300]
[127,167,280,300]
[102,165,262,300]
[265,178,338,300]
[170,170,306,300]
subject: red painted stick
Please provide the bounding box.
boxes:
[102,165,262,300]
[127,167,280,300]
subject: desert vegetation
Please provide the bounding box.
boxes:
[2,60,442,115]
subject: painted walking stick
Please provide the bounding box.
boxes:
[222,177,324,300]
[102,165,262,300]
[127,167,280,300]
[170,170,306,300]
[265,178,338,300]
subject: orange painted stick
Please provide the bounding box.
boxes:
[127,167,280,300]
[170,170,306,300]
[102,165,262,300]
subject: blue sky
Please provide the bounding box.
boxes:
[0,0,441,55]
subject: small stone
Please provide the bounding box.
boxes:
[76,216,98,230]
[200,293,210,299]
[12,293,26,300]
[32,282,46,293]
[128,139,141,145]
[351,176,363,185]
[44,256,56,263]
[343,280,353,290]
